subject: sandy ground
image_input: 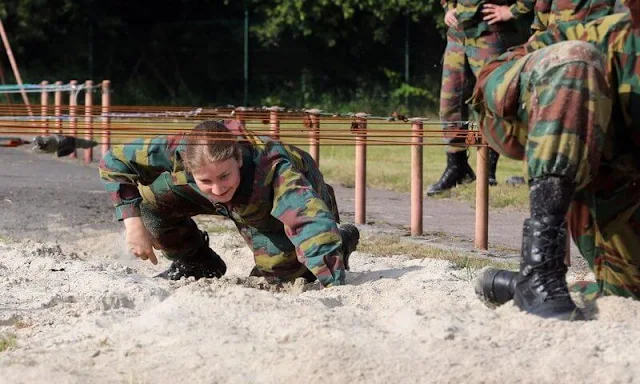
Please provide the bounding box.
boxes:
[2,148,640,383]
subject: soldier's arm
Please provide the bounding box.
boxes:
[269,160,345,287]
[99,136,180,220]
[441,0,457,12]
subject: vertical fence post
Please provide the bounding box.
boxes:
[54,81,62,134]
[409,118,424,236]
[305,109,321,166]
[40,81,49,135]
[84,80,93,164]
[354,112,368,225]
[68,80,78,158]
[266,106,283,140]
[101,80,111,158]
[475,129,489,250]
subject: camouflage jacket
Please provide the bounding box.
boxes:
[99,120,346,287]
[441,0,535,37]
[531,0,618,33]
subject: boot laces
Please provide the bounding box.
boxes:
[528,234,570,300]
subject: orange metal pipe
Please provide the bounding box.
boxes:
[475,138,489,250]
[84,80,93,164]
[411,120,424,236]
[68,80,78,158]
[101,80,111,157]
[54,81,62,134]
[354,113,367,225]
[308,112,320,166]
[40,81,48,135]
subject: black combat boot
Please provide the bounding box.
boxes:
[427,151,476,196]
[512,215,581,319]
[488,148,500,186]
[156,231,227,280]
[339,224,360,271]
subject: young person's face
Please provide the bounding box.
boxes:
[192,156,243,203]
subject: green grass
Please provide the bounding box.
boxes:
[0,333,17,352]
[358,234,518,271]
[248,121,529,210]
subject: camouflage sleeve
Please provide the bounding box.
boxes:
[270,160,345,287]
[531,0,552,31]
[99,136,180,221]
[441,0,457,11]
[509,0,535,18]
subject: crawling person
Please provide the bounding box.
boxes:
[99,119,359,287]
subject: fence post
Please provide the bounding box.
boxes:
[266,106,284,140]
[68,80,78,158]
[54,80,62,134]
[305,109,321,166]
[409,118,424,236]
[40,81,49,135]
[475,129,489,250]
[101,80,111,158]
[354,112,368,225]
[84,80,93,164]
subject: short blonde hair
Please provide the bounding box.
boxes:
[183,120,242,172]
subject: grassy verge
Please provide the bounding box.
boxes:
[358,234,518,270]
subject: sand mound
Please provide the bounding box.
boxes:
[2,232,640,384]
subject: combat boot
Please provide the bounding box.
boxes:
[156,231,227,280]
[513,216,582,320]
[488,148,499,186]
[427,151,476,196]
[339,224,360,270]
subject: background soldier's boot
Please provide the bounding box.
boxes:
[512,216,582,320]
[488,148,500,186]
[339,224,360,271]
[427,151,476,196]
[156,231,227,280]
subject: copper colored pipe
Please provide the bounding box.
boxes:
[411,121,423,235]
[101,80,111,157]
[84,80,93,164]
[355,114,367,225]
[475,139,489,250]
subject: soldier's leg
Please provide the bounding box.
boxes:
[428,26,476,195]
[568,191,640,300]
[139,172,227,280]
[475,41,612,319]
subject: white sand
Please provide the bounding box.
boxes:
[1,229,640,384]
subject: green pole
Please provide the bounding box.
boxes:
[244,2,249,106]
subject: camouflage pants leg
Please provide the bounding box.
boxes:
[138,171,216,260]
[569,192,640,299]
[439,27,511,153]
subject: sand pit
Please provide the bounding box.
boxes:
[1,228,640,384]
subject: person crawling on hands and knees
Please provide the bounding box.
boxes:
[99,119,359,287]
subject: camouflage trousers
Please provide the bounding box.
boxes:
[137,171,341,283]
[439,26,520,153]
[476,40,640,298]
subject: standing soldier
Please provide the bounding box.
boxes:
[530,0,619,38]
[427,0,534,196]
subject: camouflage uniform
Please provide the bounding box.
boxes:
[471,13,640,299]
[100,120,346,287]
[531,0,618,35]
[439,0,533,151]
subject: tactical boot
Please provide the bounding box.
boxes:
[512,216,582,320]
[427,151,476,196]
[339,224,360,271]
[156,231,227,280]
[474,268,518,307]
[475,218,531,306]
[488,148,500,186]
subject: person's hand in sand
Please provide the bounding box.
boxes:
[124,217,157,265]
